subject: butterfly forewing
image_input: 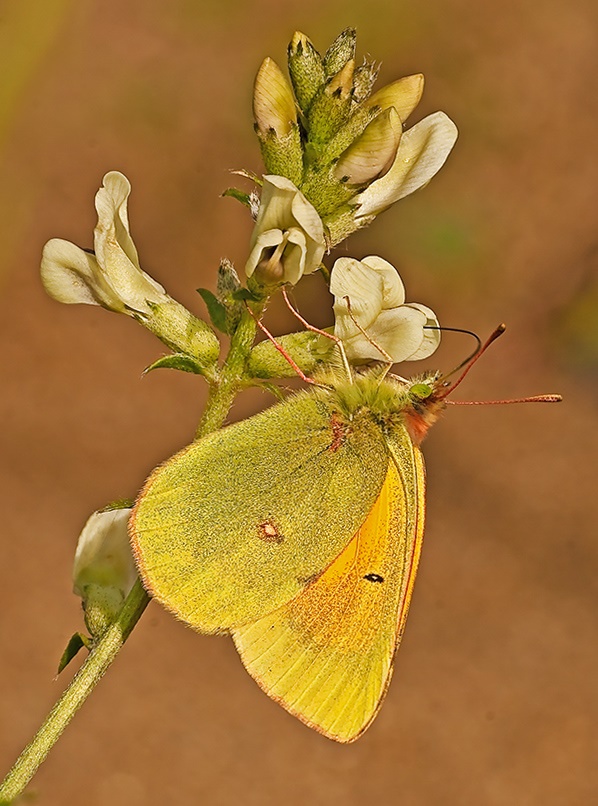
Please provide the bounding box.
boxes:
[232,422,426,743]
[131,391,389,634]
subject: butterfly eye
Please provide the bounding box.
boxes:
[410,383,432,399]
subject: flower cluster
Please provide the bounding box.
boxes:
[40,28,456,618]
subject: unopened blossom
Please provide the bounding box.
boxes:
[245,175,326,285]
[253,58,297,137]
[41,171,169,316]
[330,255,441,363]
[73,508,138,600]
[73,507,138,636]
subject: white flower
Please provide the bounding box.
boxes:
[355,112,458,219]
[330,255,441,363]
[41,171,168,315]
[245,175,326,285]
[73,508,138,601]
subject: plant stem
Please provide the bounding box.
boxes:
[0,302,264,803]
[195,304,259,438]
[0,580,149,805]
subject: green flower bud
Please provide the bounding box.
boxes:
[323,28,356,76]
[287,31,326,112]
[307,59,355,145]
[353,59,380,103]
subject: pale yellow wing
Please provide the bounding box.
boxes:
[232,425,426,743]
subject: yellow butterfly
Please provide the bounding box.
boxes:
[130,330,559,742]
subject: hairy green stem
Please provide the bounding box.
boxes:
[0,302,263,803]
[195,304,260,438]
[0,580,149,805]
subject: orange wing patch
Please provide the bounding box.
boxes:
[232,443,426,743]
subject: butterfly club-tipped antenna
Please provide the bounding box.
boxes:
[438,323,562,406]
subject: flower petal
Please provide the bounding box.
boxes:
[95,171,140,269]
[330,257,384,332]
[361,255,406,308]
[93,172,167,312]
[366,73,425,123]
[73,508,138,599]
[41,238,115,308]
[368,305,428,363]
[245,229,284,277]
[402,302,441,360]
[290,190,325,244]
[355,112,458,218]
[284,228,309,285]
[252,175,298,234]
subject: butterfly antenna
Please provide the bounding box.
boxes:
[437,323,562,406]
[281,287,353,382]
[438,323,506,399]
[426,326,482,381]
[447,395,562,406]
[245,302,318,386]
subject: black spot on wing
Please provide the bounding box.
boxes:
[363,573,384,583]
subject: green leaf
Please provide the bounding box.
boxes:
[197,288,228,333]
[57,632,90,674]
[144,353,206,376]
[231,287,262,302]
[222,188,252,208]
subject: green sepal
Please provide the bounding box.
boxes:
[353,60,379,103]
[307,58,355,147]
[324,204,367,247]
[216,260,244,335]
[301,167,355,219]
[287,34,326,112]
[144,353,208,376]
[82,584,125,638]
[197,288,228,333]
[323,28,356,76]
[100,498,135,512]
[247,331,334,379]
[256,124,303,186]
[57,632,91,674]
[222,188,253,208]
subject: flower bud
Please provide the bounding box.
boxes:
[73,507,138,637]
[323,28,356,76]
[287,31,326,112]
[353,60,380,103]
[253,58,297,137]
[334,107,402,185]
[308,59,355,145]
[366,73,425,123]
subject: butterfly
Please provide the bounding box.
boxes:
[129,328,559,743]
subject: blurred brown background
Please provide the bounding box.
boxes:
[1,1,597,804]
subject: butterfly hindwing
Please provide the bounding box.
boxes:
[130,390,390,633]
[232,422,426,742]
